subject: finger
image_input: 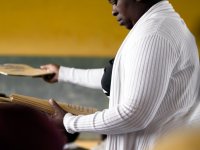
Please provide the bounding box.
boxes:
[40,64,51,70]
[44,74,55,81]
[49,99,64,114]
[40,65,47,69]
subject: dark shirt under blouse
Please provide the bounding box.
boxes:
[101,58,114,96]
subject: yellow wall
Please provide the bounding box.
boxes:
[0,0,199,56]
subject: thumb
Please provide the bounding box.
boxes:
[49,99,64,114]
[40,65,47,69]
[40,65,52,73]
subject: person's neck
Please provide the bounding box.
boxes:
[130,1,158,25]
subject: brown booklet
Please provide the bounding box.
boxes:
[0,93,97,115]
[0,64,52,77]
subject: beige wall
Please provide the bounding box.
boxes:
[0,0,199,56]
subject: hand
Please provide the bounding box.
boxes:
[48,99,67,129]
[40,64,60,83]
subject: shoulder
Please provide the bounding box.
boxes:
[130,13,193,51]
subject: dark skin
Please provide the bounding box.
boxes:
[109,0,161,29]
[48,99,66,128]
[45,0,162,132]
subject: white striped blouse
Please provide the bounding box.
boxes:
[58,1,200,150]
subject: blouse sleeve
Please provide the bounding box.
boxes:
[58,67,104,89]
[63,34,178,135]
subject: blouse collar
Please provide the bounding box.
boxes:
[132,0,175,31]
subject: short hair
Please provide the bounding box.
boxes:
[0,103,66,150]
[108,0,163,5]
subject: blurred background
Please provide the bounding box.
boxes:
[0,0,199,142]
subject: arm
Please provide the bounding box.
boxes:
[58,67,104,89]
[52,34,177,135]
[40,64,104,89]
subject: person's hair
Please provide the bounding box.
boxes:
[108,0,164,5]
[145,0,164,4]
[0,103,66,150]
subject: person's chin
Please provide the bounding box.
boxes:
[118,21,133,30]
[119,20,124,26]
[121,22,133,30]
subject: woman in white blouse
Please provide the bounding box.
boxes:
[41,0,200,150]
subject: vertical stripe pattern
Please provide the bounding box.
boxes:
[61,1,200,150]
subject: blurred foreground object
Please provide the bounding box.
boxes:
[154,127,200,150]
[0,103,66,150]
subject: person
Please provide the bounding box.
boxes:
[41,0,200,150]
[0,103,66,150]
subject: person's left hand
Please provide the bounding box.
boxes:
[48,99,67,129]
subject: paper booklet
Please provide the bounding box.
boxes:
[0,64,53,77]
[0,93,97,115]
